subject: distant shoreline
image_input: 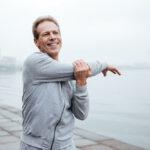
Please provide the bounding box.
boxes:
[0,66,150,73]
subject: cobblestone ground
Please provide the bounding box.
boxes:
[0,105,146,150]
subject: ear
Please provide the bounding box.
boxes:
[34,38,39,47]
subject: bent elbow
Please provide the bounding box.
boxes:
[75,113,88,120]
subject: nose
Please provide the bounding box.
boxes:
[49,32,55,40]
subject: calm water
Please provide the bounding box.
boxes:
[0,70,150,149]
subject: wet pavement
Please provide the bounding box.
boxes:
[0,105,146,150]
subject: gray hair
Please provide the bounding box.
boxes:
[32,15,60,39]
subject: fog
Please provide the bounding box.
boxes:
[0,0,150,65]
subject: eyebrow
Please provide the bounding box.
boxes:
[41,30,58,34]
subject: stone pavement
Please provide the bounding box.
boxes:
[0,105,146,150]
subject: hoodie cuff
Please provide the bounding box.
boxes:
[76,84,87,92]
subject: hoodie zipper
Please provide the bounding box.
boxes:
[50,82,65,150]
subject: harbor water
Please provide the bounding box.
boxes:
[0,70,150,149]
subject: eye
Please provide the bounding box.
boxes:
[42,32,49,37]
[53,31,59,35]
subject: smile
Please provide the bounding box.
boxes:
[47,43,58,46]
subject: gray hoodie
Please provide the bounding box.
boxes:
[21,52,107,150]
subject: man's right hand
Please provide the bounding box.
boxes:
[73,60,91,86]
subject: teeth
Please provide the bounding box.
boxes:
[48,43,57,46]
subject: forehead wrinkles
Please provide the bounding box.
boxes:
[37,21,59,35]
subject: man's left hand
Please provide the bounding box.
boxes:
[102,64,121,76]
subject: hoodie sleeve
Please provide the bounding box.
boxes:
[71,83,89,120]
[25,52,107,84]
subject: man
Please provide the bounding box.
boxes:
[20,16,121,150]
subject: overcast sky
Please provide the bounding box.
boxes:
[0,0,150,65]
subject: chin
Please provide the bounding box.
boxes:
[47,51,59,58]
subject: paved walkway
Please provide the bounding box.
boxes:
[0,105,146,150]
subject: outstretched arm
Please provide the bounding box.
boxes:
[26,52,107,84]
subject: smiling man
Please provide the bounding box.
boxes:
[20,16,121,150]
[33,19,61,61]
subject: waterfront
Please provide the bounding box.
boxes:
[0,70,150,149]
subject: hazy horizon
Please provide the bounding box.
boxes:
[1,54,150,67]
[0,0,150,65]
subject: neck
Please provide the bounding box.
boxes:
[39,50,59,61]
[47,53,59,61]
[51,55,59,61]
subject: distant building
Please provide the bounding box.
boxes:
[0,56,17,72]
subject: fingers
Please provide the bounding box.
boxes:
[73,59,91,79]
[111,68,121,75]
[106,64,121,76]
[73,59,89,72]
[72,59,90,85]
[116,69,121,75]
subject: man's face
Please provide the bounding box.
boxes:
[34,21,62,60]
